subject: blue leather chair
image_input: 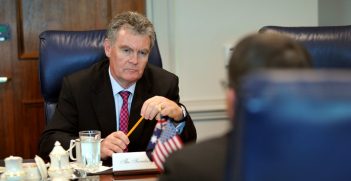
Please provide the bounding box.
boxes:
[39,30,162,124]
[259,25,351,68]
[228,70,351,181]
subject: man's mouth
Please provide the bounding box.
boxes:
[125,68,138,72]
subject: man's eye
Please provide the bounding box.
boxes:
[123,48,131,53]
[120,47,133,55]
[139,51,149,57]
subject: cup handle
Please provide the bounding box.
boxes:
[69,140,77,161]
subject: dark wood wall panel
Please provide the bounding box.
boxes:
[18,101,45,157]
[17,0,145,60]
[111,0,145,15]
[0,84,15,157]
[17,0,111,59]
[0,0,18,159]
[0,0,145,159]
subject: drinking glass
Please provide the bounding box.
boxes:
[79,130,101,172]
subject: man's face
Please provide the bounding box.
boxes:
[104,28,151,88]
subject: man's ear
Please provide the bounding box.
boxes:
[103,39,111,58]
[226,88,237,121]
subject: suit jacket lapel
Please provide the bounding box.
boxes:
[90,61,117,137]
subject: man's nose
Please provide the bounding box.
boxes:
[129,53,138,64]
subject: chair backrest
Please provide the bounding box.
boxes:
[259,25,351,68]
[228,70,351,181]
[39,30,163,124]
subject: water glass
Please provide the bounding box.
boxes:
[79,130,101,172]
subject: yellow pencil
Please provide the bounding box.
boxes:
[127,116,144,137]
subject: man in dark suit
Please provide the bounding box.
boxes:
[158,32,312,180]
[38,11,197,161]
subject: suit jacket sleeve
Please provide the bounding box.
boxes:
[128,64,197,151]
[142,65,197,143]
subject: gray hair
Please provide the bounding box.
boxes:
[106,11,155,48]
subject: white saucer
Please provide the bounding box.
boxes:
[70,161,110,173]
[34,155,48,179]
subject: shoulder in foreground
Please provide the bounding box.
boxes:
[159,134,230,181]
[172,134,229,158]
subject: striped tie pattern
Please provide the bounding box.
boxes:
[119,91,130,134]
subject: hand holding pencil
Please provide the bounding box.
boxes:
[99,116,144,159]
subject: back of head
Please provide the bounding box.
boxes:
[106,11,155,48]
[228,32,312,89]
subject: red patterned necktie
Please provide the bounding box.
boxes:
[119,91,130,135]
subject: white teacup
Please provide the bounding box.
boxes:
[23,163,41,180]
[3,156,25,180]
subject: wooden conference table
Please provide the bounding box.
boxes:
[0,160,159,180]
[99,173,157,180]
[86,168,159,181]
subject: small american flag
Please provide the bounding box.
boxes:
[146,117,183,172]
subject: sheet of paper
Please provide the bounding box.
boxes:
[112,152,157,172]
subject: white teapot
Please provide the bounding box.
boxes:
[48,141,73,179]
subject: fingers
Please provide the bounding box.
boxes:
[159,103,183,121]
[141,96,183,121]
[141,96,162,120]
[100,131,130,159]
